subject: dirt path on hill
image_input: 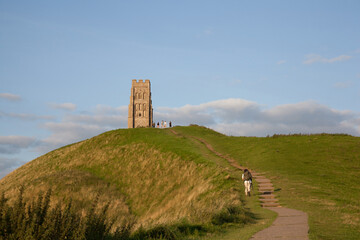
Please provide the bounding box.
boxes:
[169,129,309,240]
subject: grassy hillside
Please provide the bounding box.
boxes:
[3,125,357,239]
[175,126,360,239]
[0,127,257,238]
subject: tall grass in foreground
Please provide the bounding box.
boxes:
[0,187,132,240]
[0,187,251,240]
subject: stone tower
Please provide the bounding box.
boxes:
[128,79,153,128]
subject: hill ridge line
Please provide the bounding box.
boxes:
[168,129,309,240]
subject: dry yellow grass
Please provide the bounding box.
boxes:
[0,129,242,230]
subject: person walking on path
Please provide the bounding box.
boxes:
[242,169,252,196]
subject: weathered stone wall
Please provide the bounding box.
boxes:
[128,79,153,128]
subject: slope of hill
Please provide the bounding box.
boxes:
[0,128,249,235]
[3,125,358,239]
[175,126,360,239]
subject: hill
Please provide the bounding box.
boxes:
[0,127,253,238]
[1,125,359,239]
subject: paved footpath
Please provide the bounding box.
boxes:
[251,207,309,239]
[170,130,309,240]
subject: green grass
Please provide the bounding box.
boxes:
[174,126,360,239]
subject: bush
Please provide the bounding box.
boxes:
[0,188,133,240]
[211,205,247,225]
[132,225,178,240]
[131,222,208,240]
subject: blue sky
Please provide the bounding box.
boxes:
[1,0,360,178]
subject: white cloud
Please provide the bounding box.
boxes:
[0,157,27,179]
[0,136,38,154]
[49,102,77,111]
[64,114,126,127]
[303,54,352,64]
[94,104,128,115]
[39,122,106,152]
[0,111,54,121]
[156,99,261,126]
[0,93,21,101]
[64,105,128,126]
[37,105,128,153]
[277,60,286,65]
[263,101,352,126]
[155,99,360,137]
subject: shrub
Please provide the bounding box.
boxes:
[211,205,247,225]
[133,225,178,240]
[0,188,134,240]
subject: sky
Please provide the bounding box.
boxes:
[1,0,360,179]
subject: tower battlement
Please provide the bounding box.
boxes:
[132,79,150,84]
[128,79,153,128]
